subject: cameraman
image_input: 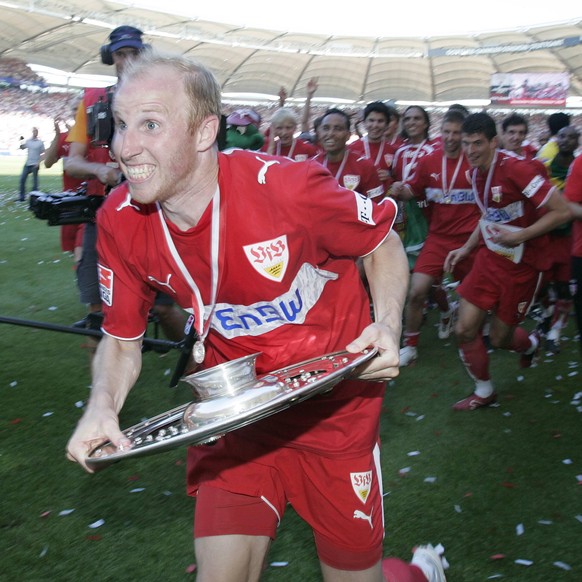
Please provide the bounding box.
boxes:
[64,26,187,351]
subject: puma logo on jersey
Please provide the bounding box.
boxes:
[353,509,373,529]
[116,192,140,212]
[255,156,280,184]
[430,172,441,181]
[148,273,176,294]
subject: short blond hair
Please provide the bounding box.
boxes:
[117,49,222,132]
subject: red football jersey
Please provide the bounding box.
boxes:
[472,151,555,270]
[405,150,480,237]
[563,154,582,257]
[260,137,318,161]
[348,137,397,175]
[313,150,384,198]
[96,149,398,455]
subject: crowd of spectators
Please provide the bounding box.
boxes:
[1,58,581,158]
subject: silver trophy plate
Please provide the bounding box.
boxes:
[86,348,377,467]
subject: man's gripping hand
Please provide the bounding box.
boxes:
[66,407,131,473]
[346,322,400,381]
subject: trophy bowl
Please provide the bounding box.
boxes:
[87,348,377,468]
[182,352,261,399]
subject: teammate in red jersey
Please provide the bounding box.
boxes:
[262,107,318,161]
[390,106,438,251]
[541,126,580,353]
[66,52,448,582]
[563,153,582,356]
[392,110,480,366]
[349,101,396,186]
[445,113,571,411]
[500,113,538,160]
[313,108,384,198]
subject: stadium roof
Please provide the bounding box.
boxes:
[1,0,581,107]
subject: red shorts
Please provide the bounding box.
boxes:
[60,224,84,253]
[544,235,572,283]
[413,233,475,281]
[192,439,385,570]
[457,249,543,326]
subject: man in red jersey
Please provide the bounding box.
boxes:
[66,52,448,582]
[500,113,538,159]
[537,126,579,353]
[563,153,582,356]
[446,113,571,411]
[313,108,384,198]
[262,107,318,160]
[349,101,396,186]
[392,110,480,366]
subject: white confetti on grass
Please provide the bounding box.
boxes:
[407,451,421,456]
[454,505,462,513]
[270,562,289,567]
[10,381,17,387]
[515,559,533,566]
[42,411,53,417]
[39,546,48,558]
[130,488,145,493]
[576,515,582,524]
[538,519,553,525]
[59,509,75,516]
[562,459,573,465]
[516,523,524,536]
[554,561,572,571]
[424,477,437,484]
[88,519,105,529]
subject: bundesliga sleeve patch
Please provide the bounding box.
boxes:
[98,264,114,306]
[522,174,545,199]
[354,191,376,225]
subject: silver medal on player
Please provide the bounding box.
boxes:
[193,340,206,364]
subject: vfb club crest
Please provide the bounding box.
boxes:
[243,235,289,282]
[350,471,373,504]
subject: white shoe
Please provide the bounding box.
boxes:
[399,345,418,367]
[438,302,457,340]
[411,543,449,582]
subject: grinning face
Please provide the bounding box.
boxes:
[112,65,206,206]
[462,132,498,172]
[319,113,350,156]
[441,121,463,157]
[364,111,388,142]
[402,107,428,142]
[502,124,527,153]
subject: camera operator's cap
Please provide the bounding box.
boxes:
[108,25,145,53]
[227,108,261,127]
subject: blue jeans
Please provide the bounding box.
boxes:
[19,163,39,200]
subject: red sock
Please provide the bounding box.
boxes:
[382,558,427,582]
[459,335,490,381]
[404,332,420,348]
[509,326,532,353]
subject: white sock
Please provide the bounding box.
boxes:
[524,333,539,355]
[474,380,494,398]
